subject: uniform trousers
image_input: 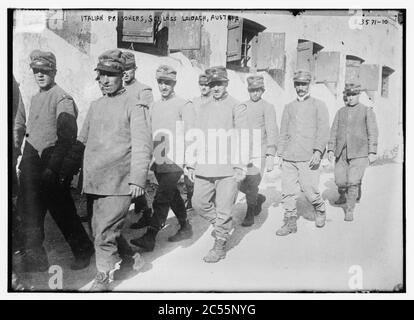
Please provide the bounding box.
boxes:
[281,160,325,218]
[149,171,187,230]
[334,148,369,211]
[192,176,239,240]
[17,142,93,260]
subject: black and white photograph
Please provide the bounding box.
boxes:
[6,4,406,296]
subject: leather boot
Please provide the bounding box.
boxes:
[130,208,153,229]
[168,220,193,242]
[356,184,362,202]
[344,208,354,222]
[241,205,255,227]
[70,248,94,271]
[334,187,347,205]
[254,194,266,216]
[203,238,226,263]
[22,248,49,273]
[276,216,297,236]
[130,227,158,252]
[315,210,327,228]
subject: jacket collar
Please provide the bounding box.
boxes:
[107,87,126,97]
[296,93,310,102]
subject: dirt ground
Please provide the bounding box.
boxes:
[12,161,404,292]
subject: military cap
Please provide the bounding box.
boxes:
[95,49,125,73]
[205,66,228,83]
[29,50,56,71]
[293,69,312,83]
[155,65,177,81]
[199,73,209,85]
[122,51,136,70]
[247,75,265,90]
[343,83,361,95]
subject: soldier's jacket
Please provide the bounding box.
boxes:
[13,76,25,159]
[190,95,211,119]
[188,93,248,177]
[124,79,154,118]
[328,102,379,159]
[278,96,329,162]
[78,88,152,195]
[243,98,279,175]
[150,93,194,173]
[13,83,78,173]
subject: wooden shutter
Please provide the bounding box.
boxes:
[314,51,341,83]
[121,11,154,43]
[251,32,285,70]
[168,12,202,50]
[226,17,243,62]
[359,64,380,91]
[345,59,362,84]
[296,41,313,71]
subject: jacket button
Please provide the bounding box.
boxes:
[25,133,29,137]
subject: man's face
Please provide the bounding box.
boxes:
[346,92,360,106]
[157,79,176,98]
[199,84,210,97]
[32,68,55,89]
[294,81,310,97]
[209,81,228,100]
[98,70,123,95]
[248,87,264,102]
[123,68,136,84]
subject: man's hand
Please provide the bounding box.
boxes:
[265,155,275,172]
[368,153,378,164]
[186,167,195,183]
[41,168,57,187]
[129,184,145,199]
[233,167,246,183]
[309,151,322,168]
[327,151,335,163]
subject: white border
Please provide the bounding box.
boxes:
[1,0,411,300]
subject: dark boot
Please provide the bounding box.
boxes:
[254,194,266,216]
[334,187,347,205]
[241,205,255,227]
[130,227,158,252]
[168,220,193,242]
[276,216,297,236]
[130,208,153,229]
[356,184,362,202]
[70,248,94,271]
[203,238,226,263]
[22,249,49,273]
[89,272,111,292]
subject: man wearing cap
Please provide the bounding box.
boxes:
[14,50,94,272]
[239,74,279,227]
[130,65,194,252]
[184,73,211,211]
[328,83,378,221]
[276,70,329,236]
[121,51,155,229]
[187,66,248,263]
[75,49,152,290]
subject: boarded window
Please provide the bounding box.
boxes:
[226,18,243,62]
[251,32,285,70]
[168,12,202,50]
[345,55,364,83]
[314,51,341,83]
[119,11,154,44]
[296,40,324,75]
[381,66,395,98]
[359,64,380,91]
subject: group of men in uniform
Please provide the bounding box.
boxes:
[12,47,378,291]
